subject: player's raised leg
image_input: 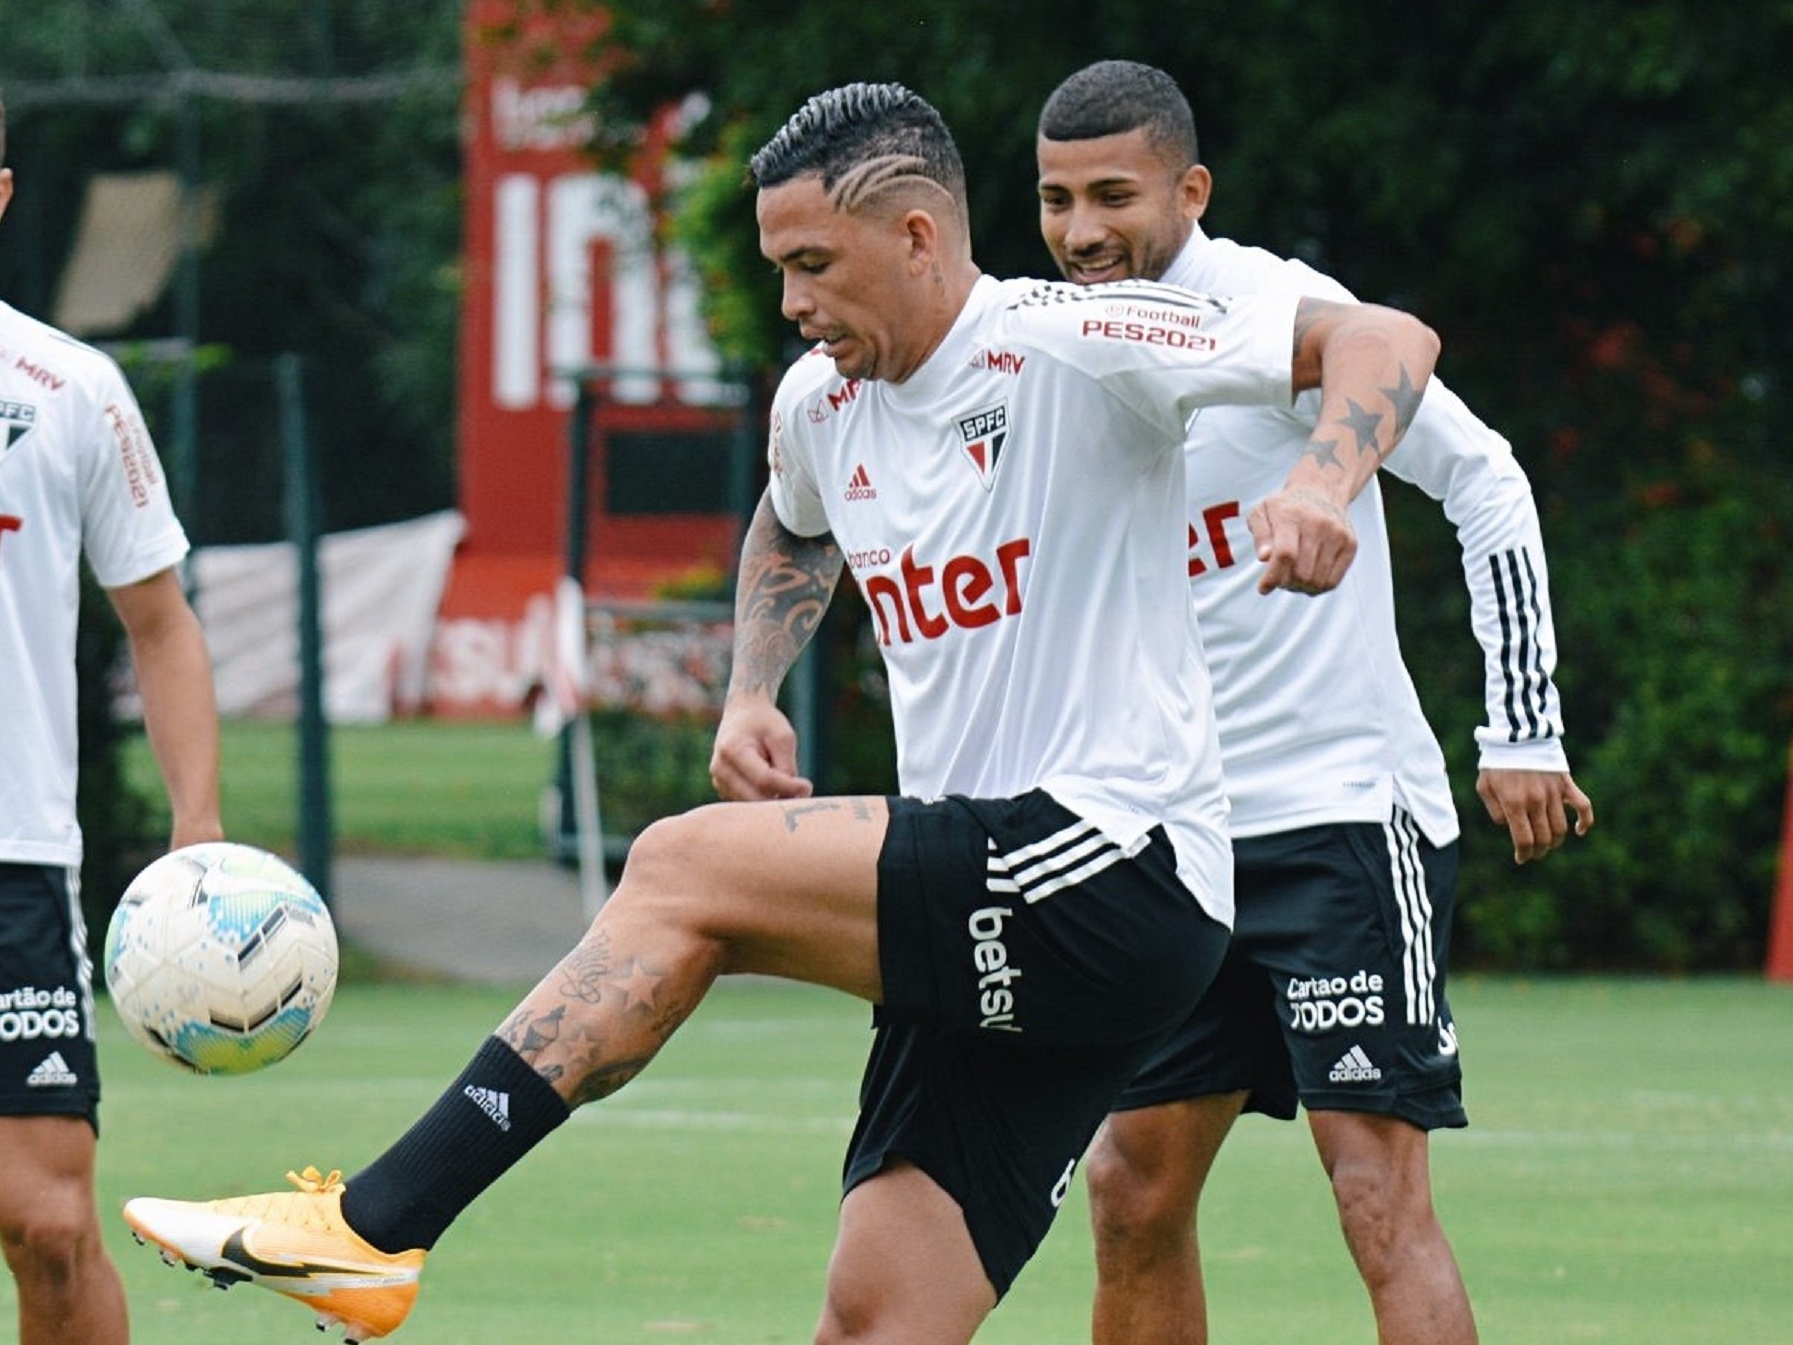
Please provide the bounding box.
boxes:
[125,795,889,1341]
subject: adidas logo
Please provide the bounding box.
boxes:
[844,464,877,501]
[463,1085,512,1131]
[1328,1045,1382,1084]
[27,1051,77,1088]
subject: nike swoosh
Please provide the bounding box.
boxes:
[221,1227,366,1280]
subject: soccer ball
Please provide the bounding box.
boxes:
[103,842,338,1075]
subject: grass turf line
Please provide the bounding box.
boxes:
[11,975,1779,1343]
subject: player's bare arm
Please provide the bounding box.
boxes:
[727,490,843,699]
[712,490,844,800]
[108,567,224,849]
[1251,298,1439,595]
[1288,296,1437,493]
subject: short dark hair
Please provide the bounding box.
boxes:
[749,82,967,211]
[1038,60,1199,166]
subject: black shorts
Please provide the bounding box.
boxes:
[0,863,102,1128]
[1113,810,1466,1131]
[847,790,1228,1295]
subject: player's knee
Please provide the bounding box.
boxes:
[620,810,697,878]
[812,1296,858,1345]
[812,1277,889,1345]
[0,1190,100,1289]
[1086,1127,1180,1244]
[601,812,710,921]
[590,812,737,975]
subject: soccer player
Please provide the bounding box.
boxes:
[1035,60,1595,1345]
[0,92,224,1345]
[123,82,1437,1344]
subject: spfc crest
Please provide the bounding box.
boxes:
[0,399,35,463]
[955,402,1009,492]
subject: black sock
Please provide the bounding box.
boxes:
[339,1036,570,1253]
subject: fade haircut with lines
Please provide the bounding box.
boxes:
[749,82,967,219]
[1037,60,1199,167]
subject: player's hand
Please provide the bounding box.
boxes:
[1247,488,1358,596]
[1475,768,1595,864]
[711,694,814,802]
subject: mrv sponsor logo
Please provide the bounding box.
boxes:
[0,986,83,1042]
[968,906,1024,1032]
[1286,969,1384,1033]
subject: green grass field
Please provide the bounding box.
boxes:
[147,719,560,860]
[124,716,724,861]
[4,975,1784,1343]
[104,723,1793,1340]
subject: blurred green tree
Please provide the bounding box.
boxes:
[573,0,1793,969]
[9,0,1788,966]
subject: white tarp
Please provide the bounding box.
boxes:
[190,510,465,723]
[54,172,186,337]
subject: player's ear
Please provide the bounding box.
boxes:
[901,207,939,272]
[0,169,14,224]
[1180,163,1212,221]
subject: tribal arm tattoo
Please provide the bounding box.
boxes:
[727,489,843,701]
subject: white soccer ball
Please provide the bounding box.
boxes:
[103,842,338,1075]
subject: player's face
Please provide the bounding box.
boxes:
[758,175,930,384]
[1036,128,1208,285]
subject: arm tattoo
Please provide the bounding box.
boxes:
[1339,397,1386,458]
[1293,298,1425,467]
[731,494,842,700]
[1381,365,1424,438]
[1301,436,1343,472]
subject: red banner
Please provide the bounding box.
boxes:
[438,1,741,715]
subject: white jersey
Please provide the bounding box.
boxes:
[1163,226,1569,844]
[768,273,1299,923]
[0,301,190,866]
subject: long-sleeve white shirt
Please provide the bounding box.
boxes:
[1164,226,1569,845]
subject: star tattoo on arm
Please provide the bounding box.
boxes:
[1339,397,1386,460]
[1300,435,1343,472]
[1381,364,1424,440]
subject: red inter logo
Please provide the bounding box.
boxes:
[861,537,1031,646]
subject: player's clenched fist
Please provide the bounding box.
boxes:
[1248,488,1358,596]
[710,693,814,802]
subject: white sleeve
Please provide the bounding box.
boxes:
[1381,380,1572,772]
[77,358,190,588]
[763,367,830,539]
[1004,282,1298,445]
